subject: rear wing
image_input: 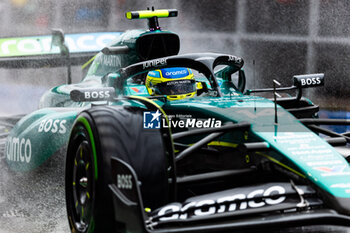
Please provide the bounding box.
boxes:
[0,31,122,68]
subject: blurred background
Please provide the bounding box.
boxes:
[1,1,350,232]
[1,0,350,114]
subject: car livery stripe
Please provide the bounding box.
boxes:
[207,141,238,148]
[128,95,168,123]
[186,141,238,148]
[77,116,98,180]
[256,151,306,178]
[81,54,98,70]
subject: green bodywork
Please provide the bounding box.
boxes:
[5,28,350,208]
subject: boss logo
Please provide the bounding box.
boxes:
[117,174,132,190]
[300,77,321,86]
[293,74,324,88]
[70,88,115,102]
[84,90,111,99]
[38,119,66,134]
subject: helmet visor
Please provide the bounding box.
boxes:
[155,79,196,95]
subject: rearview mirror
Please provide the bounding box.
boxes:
[70,87,115,102]
[51,28,71,83]
[51,29,69,56]
[51,29,64,47]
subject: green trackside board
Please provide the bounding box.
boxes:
[0,32,122,57]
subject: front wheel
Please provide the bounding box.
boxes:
[66,112,112,233]
[66,107,169,233]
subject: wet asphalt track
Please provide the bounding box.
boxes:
[1,117,350,233]
[0,116,69,233]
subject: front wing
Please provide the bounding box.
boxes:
[109,158,350,233]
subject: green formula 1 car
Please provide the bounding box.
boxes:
[4,8,350,233]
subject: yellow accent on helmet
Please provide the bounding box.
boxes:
[145,67,196,100]
[196,82,203,90]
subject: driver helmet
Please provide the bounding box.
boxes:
[145,67,196,100]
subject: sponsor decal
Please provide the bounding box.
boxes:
[300,77,322,86]
[83,90,111,100]
[117,174,133,190]
[143,110,161,129]
[293,74,324,88]
[130,86,147,94]
[6,137,32,163]
[148,71,160,77]
[228,55,242,63]
[70,88,114,101]
[142,58,167,69]
[102,55,122,67]
[313,165,350,177]
[331,183,350,188]
[314,165,346,174]
[306,160,343,166]
[0,32,121,57]
[161,68,189,79]
[166,80,191,86]
[38,119,67,134]
[157,185,286,221]
[291,149,332,156]
[165,70,187,76]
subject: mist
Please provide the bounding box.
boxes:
[1,0,350,232]
[2,0,350,114]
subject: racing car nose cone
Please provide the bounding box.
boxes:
[79,177,88,188]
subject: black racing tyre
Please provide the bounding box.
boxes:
[65,106,169,233]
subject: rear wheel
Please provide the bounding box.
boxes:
[66,107,169,233]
